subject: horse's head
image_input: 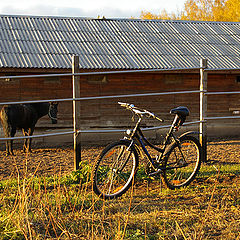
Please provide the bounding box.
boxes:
[48,102,58,124]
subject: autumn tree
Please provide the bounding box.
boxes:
[181,0,225,21]
[222,0,240,22]
[140,10,180,20]
[140,0,240,22]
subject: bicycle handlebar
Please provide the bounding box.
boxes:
[118,102,164,122]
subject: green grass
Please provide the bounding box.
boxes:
[0,160,239,239]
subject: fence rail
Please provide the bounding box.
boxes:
[0,131,74,141]
[0,120,202,141]
[0,67,202,81]
[0,90,201,106]
[0,56,240,169]
[206,91,240,95]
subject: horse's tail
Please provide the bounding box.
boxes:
[0,105,9,122]
[0,106,11,136]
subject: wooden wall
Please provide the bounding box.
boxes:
[78,72,200,128]
[1,69,240,129]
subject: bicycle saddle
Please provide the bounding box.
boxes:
[170,106,189,117]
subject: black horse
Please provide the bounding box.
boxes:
[0,102,58,155]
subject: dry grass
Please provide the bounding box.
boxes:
[0,139,240,239]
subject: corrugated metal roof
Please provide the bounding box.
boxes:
[1,15,240,70]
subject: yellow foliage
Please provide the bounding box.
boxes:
[140,10,179,20]
[223,0,240,22]
[181,0,226,21]
[140,0,240,22]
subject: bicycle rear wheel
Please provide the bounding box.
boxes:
[162,135,201,189]
[92,140,139,199]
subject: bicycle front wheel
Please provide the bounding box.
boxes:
[162,135,201,189]
[92,140,139,199]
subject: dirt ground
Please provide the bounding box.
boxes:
[0,143,103,179]
[0,138,240,180]
[0,138,239,240]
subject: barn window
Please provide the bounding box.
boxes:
[0,74,19,84]
[236,76,240,83]
[164,74,183,84]
[44,76,61,84]
[87,75,108,84]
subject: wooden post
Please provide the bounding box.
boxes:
[72,55,81,170]
[200,58,208,162]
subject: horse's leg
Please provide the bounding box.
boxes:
[9,127,16,155]
[3,125,16,156]
[2,123,10,156]
[5,140,9,156]
[4,134,10,156]
[22,129,28,152]
[27,127,35,153]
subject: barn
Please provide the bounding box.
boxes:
[1,15,240,137]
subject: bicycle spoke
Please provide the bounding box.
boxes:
[93,141,138,199]
[163,136,201,189]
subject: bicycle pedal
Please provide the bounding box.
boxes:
[149,169,163,176]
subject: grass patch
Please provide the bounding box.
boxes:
[0,158,239,239]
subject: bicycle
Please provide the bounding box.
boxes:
[92,102,202,199]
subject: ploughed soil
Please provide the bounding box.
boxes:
[0,138,239,180]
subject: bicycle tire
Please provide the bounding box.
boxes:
[92,140,139,199]
[162,135,201,189]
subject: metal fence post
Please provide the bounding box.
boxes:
[72,55,81,170]
[200,58,208,162]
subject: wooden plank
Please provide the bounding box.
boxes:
[200,59,208,162]
[72,56,81,170]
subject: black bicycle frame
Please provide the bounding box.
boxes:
[132,125,177,169]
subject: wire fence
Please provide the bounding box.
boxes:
[0,57,240,168]
[0,90,201,141]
